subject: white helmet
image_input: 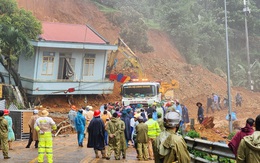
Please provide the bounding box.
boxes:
[164,111,181,128]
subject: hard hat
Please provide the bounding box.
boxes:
[94,110,101,117]
[71,105,76,110]
[164,111,181,128]
[138,116,143,120]
[4,109,9,115]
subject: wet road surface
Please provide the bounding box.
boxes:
[1,134,153,163]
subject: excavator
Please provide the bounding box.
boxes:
[106,38,144,80]
[106,38,179,106]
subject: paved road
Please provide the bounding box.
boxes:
[1,134,153,163]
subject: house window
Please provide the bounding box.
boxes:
[83,54,95,76]
[42,52,55,75]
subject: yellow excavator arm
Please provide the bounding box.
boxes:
[106,38,144,79]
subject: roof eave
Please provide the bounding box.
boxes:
[31,40,117,51]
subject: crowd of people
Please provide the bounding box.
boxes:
[66,100,192,162]
[0,95,259,163]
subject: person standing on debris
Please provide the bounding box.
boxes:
[0,110,11,159]
[75,109,86,147]
[235,93,242,107]
[136,116,149,161]
[237,115,260,162]
[68,105,77,129]
[106,112,121,160]
[34,110,57,163]
[206,95,213,113]
[3,109,15,150]
[228,118,254,156]
[26,109,39,148]
[87,110,106,158]
[197,102,204,124]
[145,113,161,160]
[154,111,191,163]
[212,93,220,111]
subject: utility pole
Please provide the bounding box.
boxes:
[224,0,232,133]
[243,0,252,90]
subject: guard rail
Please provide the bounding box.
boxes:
[184,136,235,163]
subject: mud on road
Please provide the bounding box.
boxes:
[4,134,152,163]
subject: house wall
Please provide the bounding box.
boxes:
[18,49,37,80]
[34,47,107,82]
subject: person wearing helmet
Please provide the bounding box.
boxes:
[154,111,190,163]
[87,110,106,158]
[3,109,15,150]
[68,105,77,129]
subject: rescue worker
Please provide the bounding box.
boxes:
[237,114,260,162]
[154,111,191,163]
[145,113,161,160]
[34,110,57,163]
[74,109,86,147]
[87,110,106,158]
[0,110,10,159]
[3,109,15,150]
[136,116,149,161]
[118,113,126,159]
[26,109,39,148]
[68,105,77,128]
[106,112,121,160]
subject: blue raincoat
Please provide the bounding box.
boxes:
[74,112,86,146]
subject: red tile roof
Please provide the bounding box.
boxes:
[40,22,107,44]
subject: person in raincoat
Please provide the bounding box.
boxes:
[237,114,260,163]
[87,110,106,158]
[154,111,190,163]
[106,112,121,160]
[121,110,131,146]
[74,109,86,147]
[3,109,15,150]
[228,118,254,156]
[0,110,10,159]
[118,114,126,159]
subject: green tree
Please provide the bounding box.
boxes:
[0,0,42,106]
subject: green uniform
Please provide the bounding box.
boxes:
[35,117,57,163]
[106,117,121,160]
[157,119,165,132]
[237,131,260,163]
[136,122,148,160]
[0,117,9,158]
[154,129,190,163]
[118,119,126,158]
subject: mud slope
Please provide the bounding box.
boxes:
[17,0,260,130]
